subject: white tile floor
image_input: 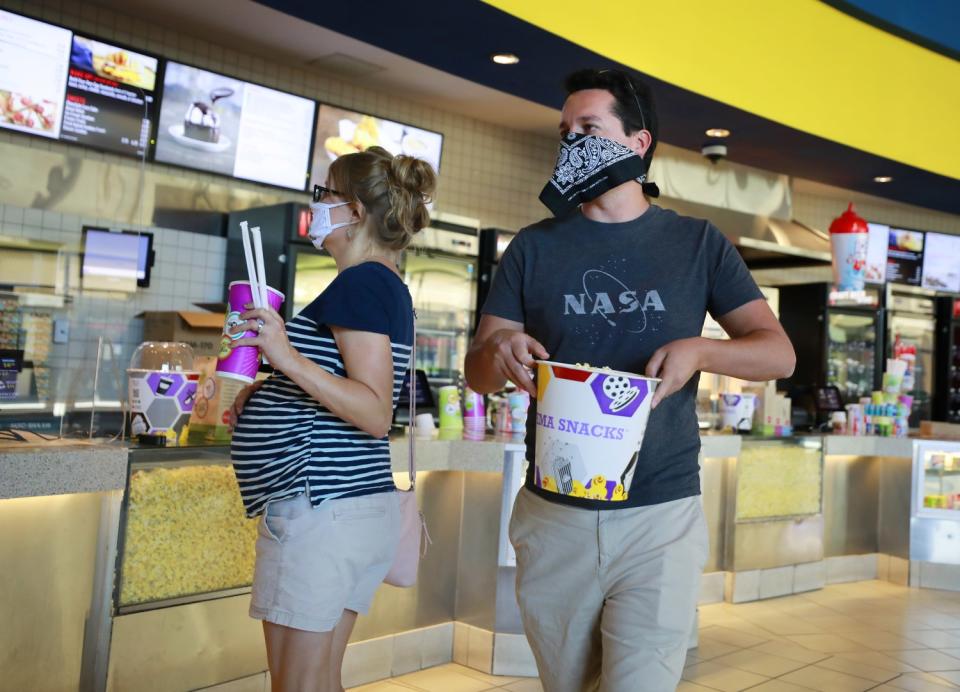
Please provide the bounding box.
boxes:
[352,581,960,691]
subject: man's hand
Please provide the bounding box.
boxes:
[228,380,264,431]
[484,329,549,397]
[644,337,705,410]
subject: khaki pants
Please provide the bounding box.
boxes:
[509,488,708,692]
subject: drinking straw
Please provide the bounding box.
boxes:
[239,220,263,309]
[250,226,269,310]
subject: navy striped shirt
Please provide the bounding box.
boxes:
[232,262,413,517]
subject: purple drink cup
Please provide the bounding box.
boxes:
[216,281,285,383]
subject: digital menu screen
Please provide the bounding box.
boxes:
[0,9,71,139]
[310,104,443,188]
[886,227,925,286]
[865,223,889,284]
[154,62,315,190]
[81,228,142,293]
[921,232,960,293]
[60,35,159,157]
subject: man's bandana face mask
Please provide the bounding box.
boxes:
[538,132,658,217]
[308,201,356,250]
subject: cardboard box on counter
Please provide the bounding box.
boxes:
[138,311,225,357]
[920,420,960,440]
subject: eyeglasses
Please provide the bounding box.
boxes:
[597,69,648,133]
[312,184,344,203]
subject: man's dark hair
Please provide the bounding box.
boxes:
[564,68,659,166]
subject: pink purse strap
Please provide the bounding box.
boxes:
[407,309,416,489]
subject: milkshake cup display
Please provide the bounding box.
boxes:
[829,203,869,291]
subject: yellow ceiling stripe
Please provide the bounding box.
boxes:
[483,0,960,180]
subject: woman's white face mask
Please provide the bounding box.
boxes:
[308,200,357,250]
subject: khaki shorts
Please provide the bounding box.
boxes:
[250,491,400,632]
[509,488,708,692]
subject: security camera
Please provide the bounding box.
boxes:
[701,141,727,164]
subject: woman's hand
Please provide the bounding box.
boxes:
[230,304,298,373]
[228,380,264,431]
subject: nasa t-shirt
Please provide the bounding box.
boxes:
[482,205,763,509]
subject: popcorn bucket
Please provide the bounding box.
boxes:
[719,393,757,432]
[533,361,659,502]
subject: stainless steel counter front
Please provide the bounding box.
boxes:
[5,432,958,690]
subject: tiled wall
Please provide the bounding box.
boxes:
[0,202,225,402]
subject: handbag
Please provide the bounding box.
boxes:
[384,310,431,587]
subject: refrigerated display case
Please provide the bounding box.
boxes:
[288,245,338,317]
[406,213,480,389]
[887,288,936,427]
[911,440,960,564]
[778,283,884,426]
[476,228,518,330]
[826,310,882,402]
[934,298,960,424]
[226,202,314,321]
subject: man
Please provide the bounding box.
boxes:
[465,68,795,692]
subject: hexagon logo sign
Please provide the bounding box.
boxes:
[589,374,650,418]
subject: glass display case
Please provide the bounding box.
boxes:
[910,440,960,565]
[735,438,823,520]
[915,442,960,516]
[116,447,256,612]
[826,311,880,402]
[404,251,475,386]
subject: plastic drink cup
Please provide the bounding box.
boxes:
[533,361,659,503]
[216,281,285,383]
[463,387,485,434]
[508,390,530,434]
[495,401,512,434]
[437,385,463,429]
[414,412,435,438]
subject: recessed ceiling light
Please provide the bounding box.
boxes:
[491,53,520,65]
[705,128,731,138]
[873,176,893,183]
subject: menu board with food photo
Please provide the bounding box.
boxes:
[155,62,315,190]
[309,105,443,188]
[886,227,925,286]
[921,232,960,294]
[0,9,72,139]
[60,35,159,157]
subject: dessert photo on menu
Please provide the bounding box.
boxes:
[154,61,243,176]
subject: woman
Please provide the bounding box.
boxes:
[229,146,436,692]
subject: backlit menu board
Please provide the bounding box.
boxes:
[310,104,443,188]
[0,9,71,139]
[154,62,316,190]
[60,35,159,157]
[921,232,960,293]
[886,227,925,287]
[865,223,888,284]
